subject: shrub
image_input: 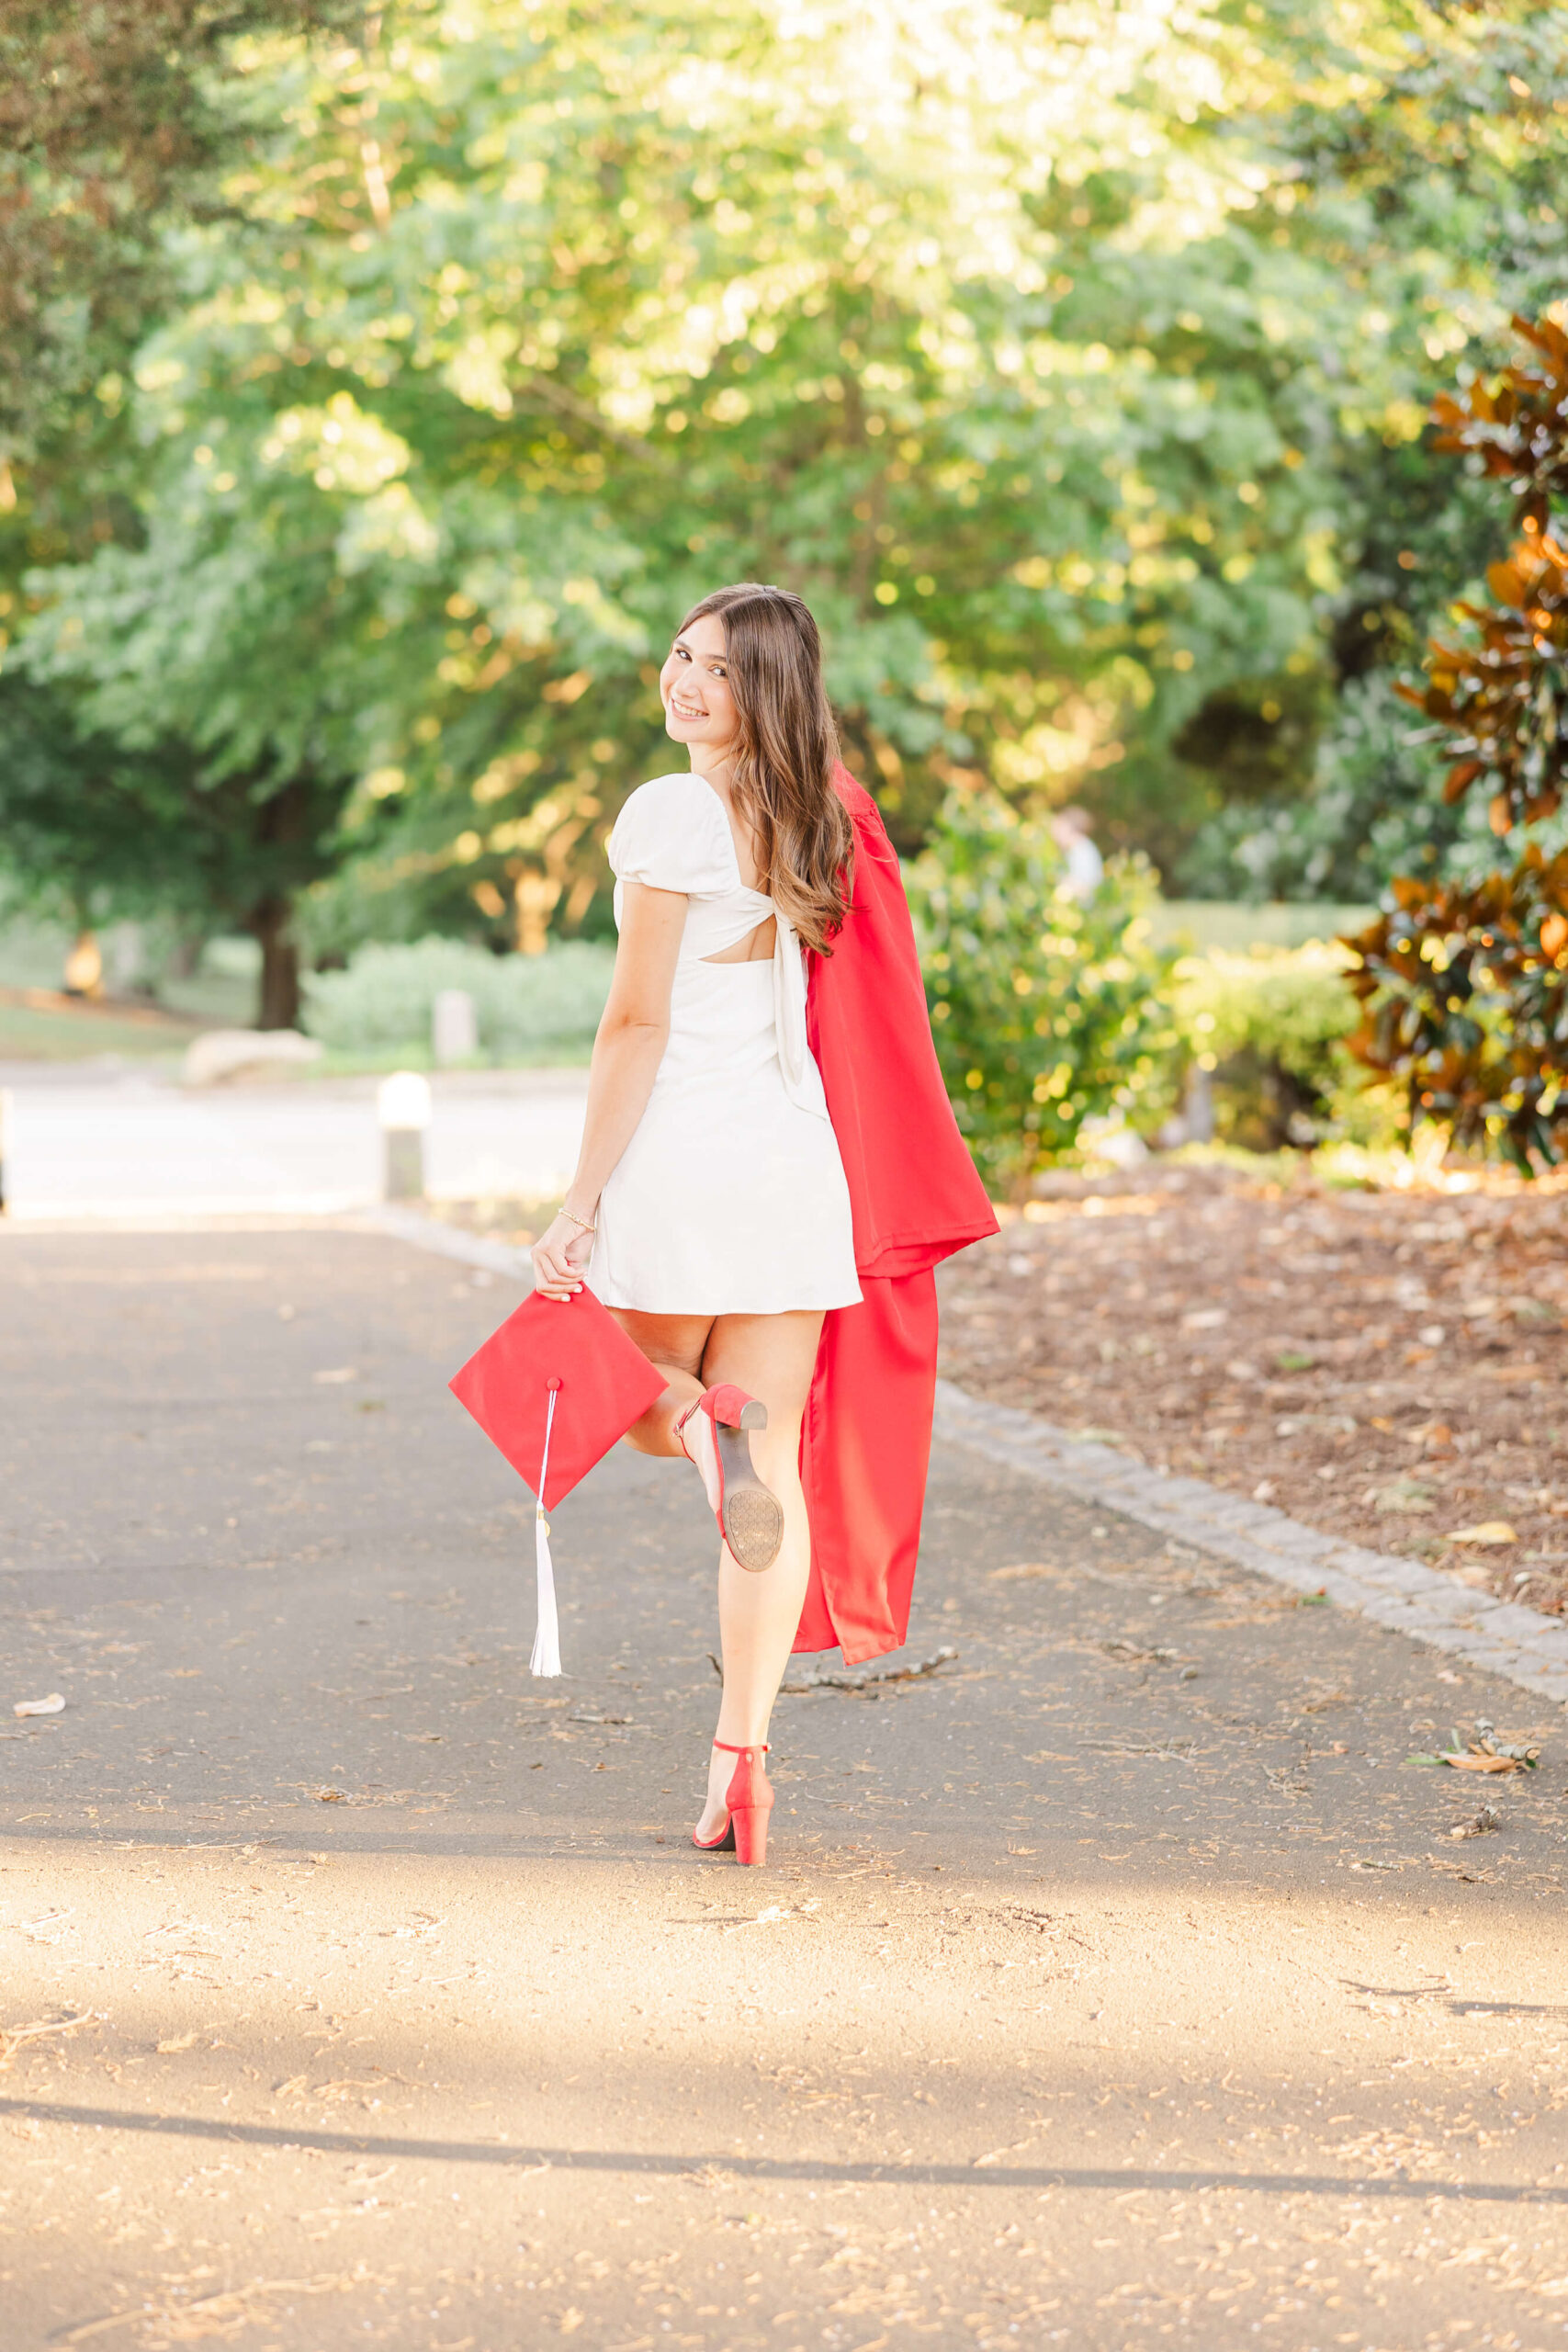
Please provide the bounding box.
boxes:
[301,936,613,1060]
[1344,851,1568,1170]
[1173,942,1398,1151]
[908,790,1181,1191]
[1343,314,1568,1170]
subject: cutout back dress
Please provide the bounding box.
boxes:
[587,771,862,1317]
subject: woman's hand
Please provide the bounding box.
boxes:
[530,1210,596,1302]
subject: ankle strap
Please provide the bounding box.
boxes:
[712,1738,768,1754]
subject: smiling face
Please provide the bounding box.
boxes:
[660,611,740,770]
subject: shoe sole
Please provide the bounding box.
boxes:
[715,1415,784,1573]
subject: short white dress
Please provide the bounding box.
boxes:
[588,771,863,1317]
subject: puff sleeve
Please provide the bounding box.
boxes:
[607,773,736,899]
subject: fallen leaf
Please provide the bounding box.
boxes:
[1408,1734,1540,1774]
[157,2031,199,2052]
[1445,1521,1518,1546]
[13,1693,64,1718]
[316,1787,347,1803]
[1375,1479,1436,1515]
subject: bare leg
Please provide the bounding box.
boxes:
[609,1308,715,1457]
[694,1309,824,1841]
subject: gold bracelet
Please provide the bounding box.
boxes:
[559,1205,597,1236]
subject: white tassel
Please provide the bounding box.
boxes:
[530,1385,562,1677]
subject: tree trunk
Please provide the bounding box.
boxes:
[248,897,300,1030]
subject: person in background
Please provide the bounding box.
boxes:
[1050,804,1104,900]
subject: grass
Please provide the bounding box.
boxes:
[1148,899,1376,951]
[0,992,202,1063]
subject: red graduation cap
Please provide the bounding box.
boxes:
[448,1283,665,1677]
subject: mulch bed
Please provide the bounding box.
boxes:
[936,1160,1568,1623]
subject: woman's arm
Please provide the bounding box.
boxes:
[530,881,688,1299]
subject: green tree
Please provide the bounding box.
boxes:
[13,0,1568,987]
[0,0,351,465]
[1177,0,1568,894]
[0,0,356,1023]
[10,0,1408,956]
[0,673,359,1024]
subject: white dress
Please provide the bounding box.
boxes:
[588,771,863,1317]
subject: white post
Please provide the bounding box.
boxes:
[378,1069,432,1200]
[432,988,478,1067]
[0,1087,10,1214]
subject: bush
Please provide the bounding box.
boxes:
[1173,942,1397,1149]
[301,937,614,1060]
[908,790,1181,1191]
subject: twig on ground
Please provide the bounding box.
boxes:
[709,1645,960,1695]
[0,2011,95,2072]
[780,1646,959,1695]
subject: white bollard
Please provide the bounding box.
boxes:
[432,987,478,1067]
[378,1069,432,1200]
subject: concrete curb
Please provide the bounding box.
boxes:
[934,1380,1568,1711]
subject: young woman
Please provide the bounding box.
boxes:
[530,583,994,1864]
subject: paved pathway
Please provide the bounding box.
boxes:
[0,1065,588,1216]
[3,1223,1567,2350]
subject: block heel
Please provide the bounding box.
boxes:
[692,1739,773,1866]
[675,1385,784,1572]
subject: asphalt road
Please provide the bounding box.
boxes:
[3,1224,1566,2352]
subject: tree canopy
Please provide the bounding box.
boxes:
[4,0,1566,1017]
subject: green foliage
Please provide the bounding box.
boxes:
[300,936,613,1061]
[1165,11,1568,893]
[908,792,1179,1191]
[8,0,1568,978]
[0,0,350,462]
[1173,944,1388,1151]
[1177,947,1358,1080]
[0,671,360,1026]
[1181,674,1472,903]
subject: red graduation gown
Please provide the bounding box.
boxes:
[794,766,998,1661]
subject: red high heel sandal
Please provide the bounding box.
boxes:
[675,1385,784,1573]
[692,1739,773,1866]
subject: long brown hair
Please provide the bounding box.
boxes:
[677,582,853,954]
